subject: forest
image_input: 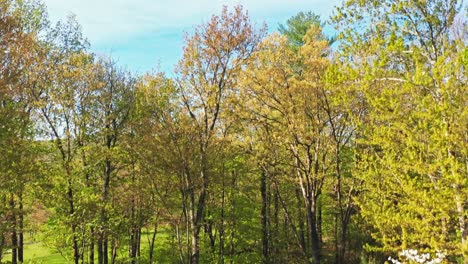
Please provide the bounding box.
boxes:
[0,0,467,263]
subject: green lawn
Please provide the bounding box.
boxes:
[2,241,66,263]
[2,229,173,263]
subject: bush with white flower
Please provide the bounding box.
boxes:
[387,249,446,264]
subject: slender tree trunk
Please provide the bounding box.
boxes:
[273,190,279,262]
[81,234,85,264]
[18,193,23,263]
[174,221,185,264]
[129,227,141,261]
[296,187,306,251]
[103,237,109,264]
[149,223,158,264]
[137,228,141,258]
[185,189,193,263]
[130,169,137,264]
[128,229,132,258]
[229,172,237,263]
[90,227,95,264]
[10,195,17,264]
[100,155,111,264]
[205,217,216,255]
[190,225,201,264]
[317,201,322,245]
[338,205,353,264]
[338,220,348,264]
[98,237,103,264]
[261,170,270,264]
[67,176,80,264]
[219,175,226,264]
[191,188,206,264]
[0,232,4,264]
[71,218,80,264]
[273,181,308,261]
[334,213,339,264]
[130,228,137,264]
[82,151,95,264]
[190,153,208,264]
[0,233,4,264]
[111,238,118,264]
[455,189,468,263]
[334,144,353,264]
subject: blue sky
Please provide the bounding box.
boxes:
[43,0,342,74]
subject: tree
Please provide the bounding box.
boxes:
[130,73,179,263]
[27,15,95,262]
[333,0,467,261]
[0,1,43,262]
[174,5,264,263]
[2,0,466,262]
[240,26,333,263]
[91,59,135,264]
[279,11,333,50]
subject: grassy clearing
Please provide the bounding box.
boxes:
[2,228,173,263]
[2,241,66,263]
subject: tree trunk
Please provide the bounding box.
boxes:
[273,190,279,262]
[205,217,216,255]
[190,190,205,264]
[190,157,208,264]
[103,238,109,264]
[149,223,158,264]
[190,226,201,264]
[261,170,270,264]
[18,193,24,263]
[317,201,322,245]
[10,195,17,264]
[219,176,226,264]
[67,176,80,264]
[296,187,306,251]
[137,228,141,258]
[0,233,4,264]
[455,190,468,263]
[306,198,320,264]
[338,221,348,264]
[334,213,339,264]
[90,227,95,264]
[130,228,137,263]
[229,172,237,262]
[111,238,118,264]
[71,222,80,263]
[100,155,111,264]
[98,237,103,264]
[11,228,17,264]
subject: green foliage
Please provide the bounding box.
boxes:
[0,0,466,263]
[278,11,325,48]
[333,0,467,260]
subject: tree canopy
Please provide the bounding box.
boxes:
[0,0,466,263]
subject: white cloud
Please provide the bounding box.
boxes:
[43,0,341,45]
[42,0,342,73]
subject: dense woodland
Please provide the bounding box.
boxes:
[0,0,467,263]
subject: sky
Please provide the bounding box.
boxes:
[43,0,342,74]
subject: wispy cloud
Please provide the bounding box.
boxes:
[43,0,342,73]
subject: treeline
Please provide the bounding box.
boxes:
[0,0,467,263]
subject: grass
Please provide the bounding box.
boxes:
[1,228,174,263]
[2,241,66,263]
